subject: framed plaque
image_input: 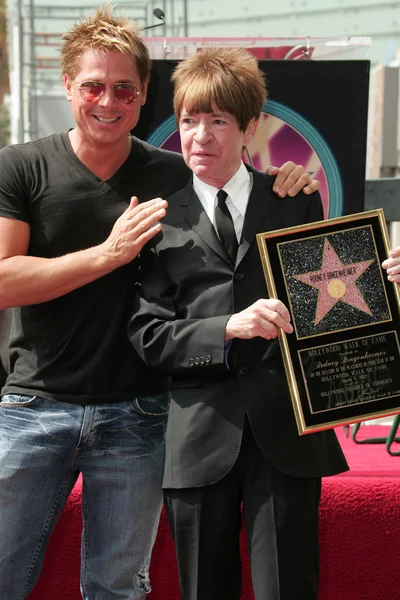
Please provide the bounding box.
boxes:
[257,209,400,434]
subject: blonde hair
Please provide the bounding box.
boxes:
[172,47,267,131]
[60,5,151,86]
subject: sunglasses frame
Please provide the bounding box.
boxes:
[75,81,141,105]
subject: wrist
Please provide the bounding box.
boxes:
[88,243,123,275]
[225,315,236,341]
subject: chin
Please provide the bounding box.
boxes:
[92,127,124,142]
[192,163,212,176]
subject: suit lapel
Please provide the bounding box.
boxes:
[237,170,273,266]
[183,181,233,264]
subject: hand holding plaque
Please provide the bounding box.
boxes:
[257,209,400,434]
[382,245,400,284]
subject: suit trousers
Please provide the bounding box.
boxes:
[164,417,322,600]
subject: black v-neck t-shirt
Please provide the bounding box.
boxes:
[0,132,190,404]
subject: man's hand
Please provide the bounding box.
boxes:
[225,298,293,341]
[382,246,400,284]
[267,161,319,198]
[100,196,167,266]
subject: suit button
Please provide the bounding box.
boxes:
[205,355,212,363]
[200,356,206,365]
[194,357,200,365]
[238,366,249,376]
[234,272,245,281]
[189,358,195,367]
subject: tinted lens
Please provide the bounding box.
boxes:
[77,82,138,104]
[113,84,138,104]
[79,82,105,101]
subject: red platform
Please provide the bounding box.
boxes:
[28,426,400,600]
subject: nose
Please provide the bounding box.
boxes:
[194,122,212,144]
[98,86,118,107]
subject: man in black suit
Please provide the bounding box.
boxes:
[128,47,348,600]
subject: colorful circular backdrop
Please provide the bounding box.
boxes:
[147,100,343,219]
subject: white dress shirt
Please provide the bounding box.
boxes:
[192,162,253,243]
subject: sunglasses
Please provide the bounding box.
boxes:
[75,81,140,105]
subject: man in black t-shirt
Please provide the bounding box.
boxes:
[0,6,320,600]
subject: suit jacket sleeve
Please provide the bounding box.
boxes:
[128,242,230,375]
[129,188,324,375]
[306,190,324,223]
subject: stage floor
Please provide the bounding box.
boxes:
[335,424,400,478]
[28,423,400,600]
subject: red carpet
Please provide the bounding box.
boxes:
[319,425,400,600]
[335,425,400,477]
[28,425,400,600]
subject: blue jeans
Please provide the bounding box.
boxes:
[0,393,169,600]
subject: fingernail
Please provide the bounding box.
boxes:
[279,190,286,198]
[273,185,279,193]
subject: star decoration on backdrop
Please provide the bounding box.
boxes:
[293,238,374,326]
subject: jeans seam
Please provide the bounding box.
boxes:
[0,395,38,408]
[133,398,169,418]
[20,473,75,599]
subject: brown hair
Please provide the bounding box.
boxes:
[60,5,151,86]
[172,47,267,131]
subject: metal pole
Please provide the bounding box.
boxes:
[162,0,167,37]
[29,0,37,140]
[17,0,24,143]
[170,0,175,35]
[183,0,188,36]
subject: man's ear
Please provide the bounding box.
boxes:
[140,80,148,106]
[64,75,73,102]
[243,117,259,146]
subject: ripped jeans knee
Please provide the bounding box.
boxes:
[133,569,151,598]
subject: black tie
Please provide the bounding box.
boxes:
[215,190,238,262]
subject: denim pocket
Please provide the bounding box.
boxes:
[133,393,170,417]
[0,394,38,407]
